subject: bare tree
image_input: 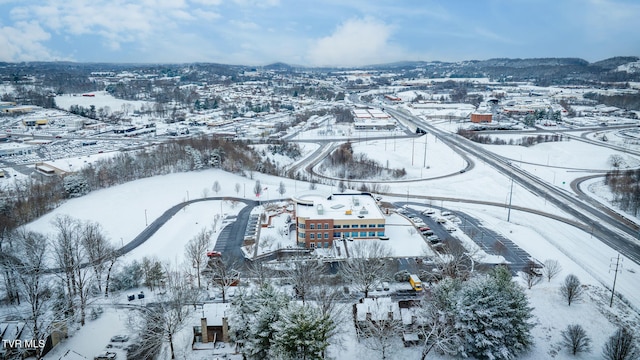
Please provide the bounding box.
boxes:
[602,327,639,360]
[278,181,286,196]
[542,259,562,282]
[212,180,221,195]
[560,274,584,306]
[417,279,461,359]
[285,257,324,304]
[80,221,114,294]
[434,241,477,280]
[143,267,197,359]
[356,300,404,360]
[254,180,262,197]
[13,230,54,359]
[203,255,241,303]
[235,182,241,196]
[520,260,542,289]
[339,241,393,298]
[184,229,211,289]
[73,229,94,326]
[51,215,80,321]
[561,324,591,355]
[245,260,273,287]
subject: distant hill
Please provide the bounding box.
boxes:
[590,56,640,70]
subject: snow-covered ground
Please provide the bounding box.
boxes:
[21,110,640,359]
[55,91,153,114]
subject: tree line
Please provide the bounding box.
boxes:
[457,129,566,147]
[604,168,640,217]
[321,142,406,180]
[0,136,275,236]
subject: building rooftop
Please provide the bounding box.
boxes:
[202,302,231,326]
[295,193,384,220]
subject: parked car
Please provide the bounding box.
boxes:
[418,226,430,232]
[206,250,222,258]
[110,335,129,343]
[427,235,440,243]
[441,211,453,217]
[94,351,117,360]
[382,282,390,291]
[422,230,434,236]
[444,225,456,232]
[422,208,436,216]
[435,217,447,224]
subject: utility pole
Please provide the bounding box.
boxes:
[411,137,415,166]
[609,253,622,307]
[423,134,427,168]
[507,177,514,222]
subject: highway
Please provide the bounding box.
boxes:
[386,107,640,265]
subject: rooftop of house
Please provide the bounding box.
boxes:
[202,302,231,327]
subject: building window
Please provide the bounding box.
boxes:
[317,233,322,239]
[368,232,375,237]
[324,242,329,248]
[377,232,384,236]
[334,224,342,229]
[360,224,367,228]
[310,243,316,249]
[324,223,329,229]
[360,232,366,237]
[310,224,315,230]
[299,223,305,229]
[343,225,350,228]
[334,232,341,238]
[310,233,315,239]
[368,224,376,228]
[324,233,329,239]
[299,233,305,238]
[378,224,385,228]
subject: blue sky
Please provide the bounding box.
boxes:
[0,0,638,66]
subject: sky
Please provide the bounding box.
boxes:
[0,0,639,66]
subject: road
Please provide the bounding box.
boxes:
[386,107,640,265]
[117,197,258,258]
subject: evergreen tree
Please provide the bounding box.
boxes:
[232,284,289,360]
[272,304,335,360]
[454,266,534,360]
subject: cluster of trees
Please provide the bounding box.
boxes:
[585,92,640,112]
[0,136,277,240]
[521,109,563,126]
[457,129,566,147]
[0,215,118,358]
[418,266,534,360]
[266,141,302,160]
[3,86,57,109]
[68,104,98,119]
[229,284,337,360]
[604,168,640,216]
[324,142,407,180]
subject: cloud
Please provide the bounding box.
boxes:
[306,17,407,67]
[0,20,61,61]
[584,0,640,40]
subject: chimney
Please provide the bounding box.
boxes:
[201,318,209,343]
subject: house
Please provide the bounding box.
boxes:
[293,193,386,249]
[354,298,421,347]
[192,303,230,350]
